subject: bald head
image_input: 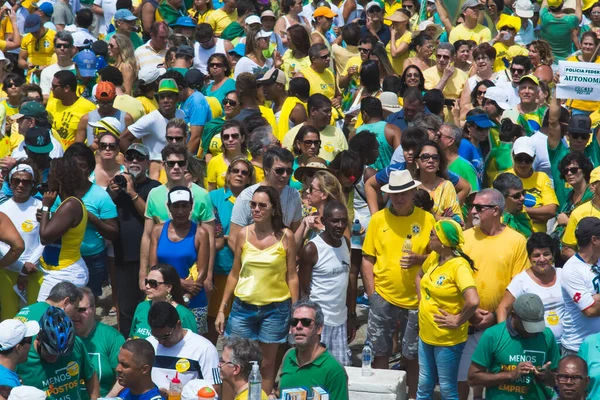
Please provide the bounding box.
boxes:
[558,355,588,375]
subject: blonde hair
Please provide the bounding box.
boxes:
[313,170,346,204]
[112,33,138,72]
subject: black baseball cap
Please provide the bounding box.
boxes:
[569,114,592,135]
[24,127,53,154]
[575,217,600,245]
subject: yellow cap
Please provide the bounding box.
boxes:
[591,167,600,184]
[547,0,562,8]
[496,14,521,32]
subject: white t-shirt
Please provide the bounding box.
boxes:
[11,135,64,159]
[0,197,44,274]
[529,131,552,179]
[561,254,600,351]
[39,63,75,95]
[128,109,186,161]
[92,0,117,35]
[147,329,221,389]
[233,57,273,79]
[230,183,303,228]
[507,268,564,342]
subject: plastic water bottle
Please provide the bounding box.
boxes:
[362,342,373,376]
[248,361,262,400]
[168,372,182,400]
[401,235,412,269]
[351,219,362,246]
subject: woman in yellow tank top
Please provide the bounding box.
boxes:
[215,186,299,394]
[38,157,88,301]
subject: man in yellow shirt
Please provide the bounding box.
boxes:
[18,14,56,82]
[448,0,492,44]
[296,43,341,106]
[458,188,529,399]
[338,35,378,89]
[362,170,435,399]
[206,0,237,37]
[46,70,95,150]
[424,43,468,100]
[220,337,269,399]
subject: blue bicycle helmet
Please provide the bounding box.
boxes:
[39,306,75,356]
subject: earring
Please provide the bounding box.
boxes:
[166,291,172,302]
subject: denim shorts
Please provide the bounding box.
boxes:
[225,297,291,343]
[83,250,107,297]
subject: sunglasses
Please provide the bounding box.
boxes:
[145,278,165,288]
[563,167,582,175]
[472,204,496,212]
[166,135,184,142]
[209,62,224,68]
[5,82,17,88]
[99,142,118,151]
[436,54,451,60]
[20,336,33,345]
[223,133,240,141]
[231,167,249,176]
[358,47,371,53]
[307,185,321,194]
[290,317,314,327]
[272,167,293,176]
[510,67,526,75]
[55,43,72,49]
[368,6,382,12]
[506,190,526,200]
[152,326,175,341]
[165,160,186,168]
[11,177,33,186]
[419,153,440,162]
[302,139,321,147]
[319,53,331,60]
[571,132,591,141]
[125,152,147,162]
[477,90,487,96]
[222,98,237,107]
[514,155,533,164]
[249,200,269,209]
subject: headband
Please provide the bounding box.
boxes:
[8,164,35,181]
[434,219,464,248]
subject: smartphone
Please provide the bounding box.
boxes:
[444,99,456,107]
[358,19,366,26]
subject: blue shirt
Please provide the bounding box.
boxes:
[181,91,212,127]
[457,139,484,185]
[360,23,391,46]
[0,364,21,388]
[117,387,164,400]
[209,188,235,275]
[375,162,460,186]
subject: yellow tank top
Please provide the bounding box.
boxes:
[234,228,291,305]
[40,197,87,271]
[278,97,306,141]
[300,67,336,100]
[258,105,280,141]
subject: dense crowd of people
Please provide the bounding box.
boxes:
[0,0,600,399]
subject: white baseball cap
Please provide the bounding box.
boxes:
[88,116,123,137]
[138,65,167,84]
[483,86,512,111]
[0,319,40,351]
[169,189,192,204]
[512,136,535,157]
[515,0,534,18]
[245,15,261,25]
[255,29,272,40]
[8,386,46,400]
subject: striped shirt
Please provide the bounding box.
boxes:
[134,40,167,70]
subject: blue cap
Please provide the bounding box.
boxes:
[38,2,53,16]
[73,50,97,77]
[466,113,494,128]
[24,14,41,34]
[114,9,137,21]
[95,55,108,72]
[229,43,245,57]
[170,16,195,27]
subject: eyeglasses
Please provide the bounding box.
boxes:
[55,43,72,49]
[222,98,237,107]
[108,43,116,49]
[571,132,591,141]
[152,326,175,341]
[302,139,321,147]
[472,204,496,212]
[209,62,224,68]
[514,155,533,164]
[563,167,582,175]
[435,131,453,140]
[99,142,118,151]
[272,167,293,176]
[418,153,440,162]
[218,358,238,367]
[249,200,269,209]
[506,190,526,200]
[10,177,33,186]
[230,167,249,176]
[592,11,600,15]
[319,53,331,60]
[358,47,371,54]
[165,160,186,168]
[125,152,147,162]
[510,67,526,75]
[145,278,165,289]
[290,317,314,327]
[368,6,382,12]
[556,374,586,384]
[166,135,184,142]
[307,185,322,194]
[222,133,240,141]
[436,54,451,60]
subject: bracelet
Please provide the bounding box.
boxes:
[131,194,139,201]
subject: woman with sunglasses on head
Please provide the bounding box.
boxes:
[108,34,138,95]
[207,121,248,191]
[0,161,44,320]
[216,185,299,394]
[402,33,435,75]
[200,91,241,162]
[414,140,463,223]
[206,157,255,344]
[149,186,211,334]
[202,53,236,104]
[290,125,322,191]
[129,263,199,339]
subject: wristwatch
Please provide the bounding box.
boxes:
[41,206,49,213]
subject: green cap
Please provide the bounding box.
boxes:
[157,78,179,94]
[11,101,48,121]
[513,293,545,334]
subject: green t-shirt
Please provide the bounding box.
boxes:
[279,348,349,400]
[14,301,50,323]
[471,320,560,399]
[221,21,245,41]
[145,183,215,224]
[449,156,480,193]
[79,322,125,399]
[129,300,198,339]
[17,336,96,400]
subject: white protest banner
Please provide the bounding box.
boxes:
[556,60,600,101]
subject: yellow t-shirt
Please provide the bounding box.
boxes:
[206,153,228,189]
[253,165,264,183]
[0,104,7,158]
[136,95,158,114]
[423,66,468,100]
[114,94,146,122]
[188,7,214,24]
[282,123,348,162]
[299,66,336,100]
[419,254,476,346]
[1,100,19,148]
[493,42,529,72]
[278,96,306,140]
[340,55,362,85]
[506,168,559,233]
[448,23,492,44]
[567,55,600,112]
[47,96,96,150]
[463,226,529,312]
[562,201,600,249]
[21,29,56,67]
[281,50,311,83]
[386,30,413,75]
[234,388,269,400]
[362,207,436,309]
[206,8,237,36]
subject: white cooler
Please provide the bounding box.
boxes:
[344,367,407,400]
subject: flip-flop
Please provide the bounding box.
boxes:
[108,307,117,316]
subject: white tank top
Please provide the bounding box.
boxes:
[308,235,350,326]
[194,38,227,75]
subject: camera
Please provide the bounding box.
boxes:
[37,181,49,195]
[113,175,127,189]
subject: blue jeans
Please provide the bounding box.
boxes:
[225,298,291,343]
[417,339,465,400]
[83,249,107,297]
